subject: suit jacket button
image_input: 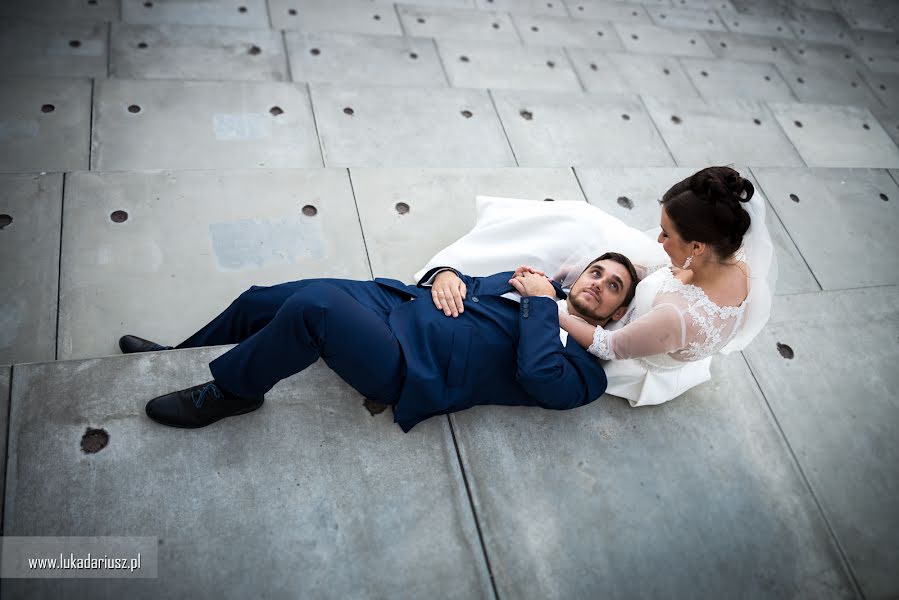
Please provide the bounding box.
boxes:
[472,296,479,303]
[523,310,529,317]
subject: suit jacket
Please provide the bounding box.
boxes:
[374,267,608,433]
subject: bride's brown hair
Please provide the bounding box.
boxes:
[660,166,753,260]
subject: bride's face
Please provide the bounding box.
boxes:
[658,207,691,265]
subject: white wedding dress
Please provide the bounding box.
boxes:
[414,194,776,407]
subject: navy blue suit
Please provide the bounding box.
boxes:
[175,268,608,433]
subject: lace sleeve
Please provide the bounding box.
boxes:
[585,303,686,360]
[634,263,669,281]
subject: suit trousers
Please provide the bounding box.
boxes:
[174,279,409,404]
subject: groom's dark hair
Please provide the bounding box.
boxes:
[588,252,639,309]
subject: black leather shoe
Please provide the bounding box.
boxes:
[145,381,264,428]
[119,335,173,354]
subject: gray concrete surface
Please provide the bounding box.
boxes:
[3,351,493,599]
[2,0,898,596]
[0,365,9,534]
[743,286,899,600]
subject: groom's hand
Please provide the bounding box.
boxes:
[432,270,467,318]
[509,270,557,298]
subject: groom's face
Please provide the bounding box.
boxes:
[568,259,633,326]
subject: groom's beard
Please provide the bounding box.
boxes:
[568,292,618,327]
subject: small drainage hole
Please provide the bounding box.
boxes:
[302,205,317,216]
[395,202,410,215]
[111,210,128,223]
[81,428,109,453]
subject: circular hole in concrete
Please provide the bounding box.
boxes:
[720,42,727,48]
[708,19,714,24]
[110,210,128,222]
[671,115,682,124]
[128,104,141,113]
[547,2,553,7]
[764,75,771,81]
[753,118,761,125]
[41,104,55,113]
[343,107,354,116]
[880,84,887,90]
[797,77,804,84]
[690,39,696,44]
[798,49,805,55]
[302,205,317,216]
[632,34,639,40]
[395,202,410,214]
[520,109,533,120]
[143,1,152,6]
[800,28,806,34]
[844,53,851,59]
[621,113,630,120]
[310,48,320,55]
[617,196,634,210]
[493,22,500,29]
[578,5,584,10]
[417,17,425,23]
[69,40,81,48]
[590,63,598,71]
[663,68,670,75]
[248,45,261,55]
[0,214,12,230]
[868,56,875,62]
[546,60,555,68]
[733,21,739,26]
[701,70,708,77]
[863,123,870,130]
[409,52,418,59]
[880,193,889,201]
[771,46,778,52]
[138,42,148,48]
[632,10,638,16]
[373,14,381,20]
[238,5,247,13]
[789,193,799,203]
[269,106,283,116]
[88,0,98,4]
[794,120,802,128]
[544,197,554,202]
[776,342,794,359]
[851,81,858,87]
[596,30,604,36]
[81,428,109,453]
[777,26,782,31]
[459,55,469,62]
[288,8,297,15]
[461,110,473,118]
[531,26,539,32]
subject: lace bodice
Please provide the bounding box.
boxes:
[588,267,747,366]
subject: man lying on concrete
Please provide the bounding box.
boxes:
[120,252,638,433]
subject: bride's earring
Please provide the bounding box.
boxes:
[682,255,693,269]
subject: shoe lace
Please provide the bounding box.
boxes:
[191,383,223,409]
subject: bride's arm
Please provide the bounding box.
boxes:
[567,303,686,360]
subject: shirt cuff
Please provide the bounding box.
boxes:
[420,267,455,287]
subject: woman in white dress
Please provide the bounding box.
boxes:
[554,166,776,406]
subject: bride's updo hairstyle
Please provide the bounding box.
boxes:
[660,166,753,260]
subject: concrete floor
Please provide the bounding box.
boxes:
[1,0,897,598]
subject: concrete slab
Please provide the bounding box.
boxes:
[563,0,651,24]
[491,90,675,167]
[350,167,586,280]
[436,39,581,92]
[2,351,493,599]
[397,5,519,43]
[511,14,624,50]
[0,368,6,531]
[703,30,799,64]
[285,32,448,88]
[645,5,727,32]
[775,62,884,109]
[58,169,370,360]
[449,352,854,599]
[613,22,716,57]
[91,79,322,171]
[575,166,820,294]
[110,24,289,82]
[743,286,899,600]
[767,102,899,168]
[784,40,868,73]
[122,0,269,28]
[309,83,515,167]
[642,96,805,167]
[474,0,567,17]
[0,77,91,174]
[0,19,107,79]
[270,0,403,36]
[750,167,899,290]
[0,0,119,21]
[873,109,899,148]
[680,57,797,102]
[718,11,796,39]
[0,173,62,366]
[566,50,699,98]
